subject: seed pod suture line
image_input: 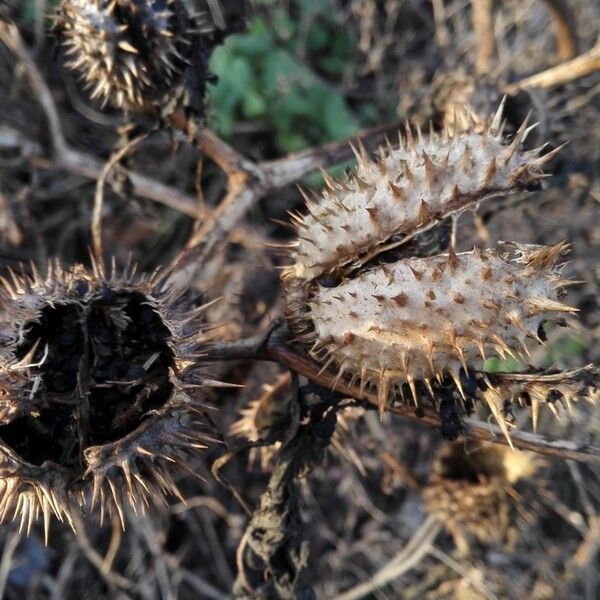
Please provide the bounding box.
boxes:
[284,104,576,424]
[0,258,219,538]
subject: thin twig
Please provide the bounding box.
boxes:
[0,20,68,157]
[333,516,442,600]
[92,132,149,263]
[71,512,136,593]
[0,22,201,217]
[260,119,408,190]
[471,0,495,76]
[429,546,498,600]
[0,532,20,599]
[504,40,600,93]
[542,0,579,61]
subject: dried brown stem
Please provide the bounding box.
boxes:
[0,21,200,218]
[165,118,406,288]
[471,0,495,76]
[202,327,600,465]
[92,133,149,263]
[504,40,600,93]
[542,0,579,61]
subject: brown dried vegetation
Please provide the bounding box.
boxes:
[0,0,599,599]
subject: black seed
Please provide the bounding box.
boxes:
[74,279,89,297]
[547,389,563,403]
[537,322,547,342]
[318,275,341,288]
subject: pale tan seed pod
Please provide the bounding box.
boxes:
[423,442,536,551]
[284,104,571,413]
[0,259,218,539]
[301,244,573,409]
[286,101,554,283]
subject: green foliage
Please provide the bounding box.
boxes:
[209,7,369,153]
[484,356,523,374]
[19,0,60,25]
[545,332,586,364]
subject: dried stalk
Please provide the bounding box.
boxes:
[542,0,579,61]
[202,325,600,465]
[91,132,149,262]
[0,20,201,217]
[471,0,495,76]
[504,40,600,93]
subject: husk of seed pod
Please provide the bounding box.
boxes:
[56,0,223,116]
[0,259,220,538]
[481,365,600,432]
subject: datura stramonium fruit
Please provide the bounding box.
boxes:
[56,0,222,115]
[0,260,216,537]
[283,102,576,421]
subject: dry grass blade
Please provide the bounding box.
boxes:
[333,516,443,600]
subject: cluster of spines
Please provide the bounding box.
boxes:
[423,441,535,545]
[481,365,600,434]
[57,0,213,112]
[0,257,219,537]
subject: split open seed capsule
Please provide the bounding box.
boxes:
[0,261,216,539]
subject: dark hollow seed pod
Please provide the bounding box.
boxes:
[0,260,218,538]
[56,0,229,117]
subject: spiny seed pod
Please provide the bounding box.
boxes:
[0,260,217,538]
[284,104,570,413]
[428,71,595,176]
[423,442,536,548]
[56,0,221,115]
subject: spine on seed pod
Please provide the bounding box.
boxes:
[283,102,574,418]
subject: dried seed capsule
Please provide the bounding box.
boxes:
[423,442,536,550]
[286,103,552,282]
[284,104,572,414]
[56,0,223,116]
[0,260,216,537]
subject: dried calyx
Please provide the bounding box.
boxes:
[284,102,580,430]
[423,441,536,547]
[56,0,232,116]
[0,260,216,537]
